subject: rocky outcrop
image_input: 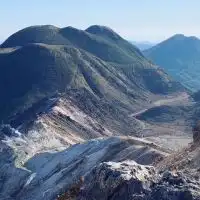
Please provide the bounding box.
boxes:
[78,161,155,200]
[77,161,200,200]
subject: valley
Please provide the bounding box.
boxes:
[131,92,190,117]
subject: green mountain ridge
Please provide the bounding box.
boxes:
[1,25,143,64]
[0,25,184,123]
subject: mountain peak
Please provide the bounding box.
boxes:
[85,25,121,40]
[171,33,185,38]
[168,34,199,42]
[86,25,114,32]
[63,26,82,32]
[0,25,66,48]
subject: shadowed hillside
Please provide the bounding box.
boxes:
[144,34,200,91]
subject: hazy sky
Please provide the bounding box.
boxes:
[1,0,200,42]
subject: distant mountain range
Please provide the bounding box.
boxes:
[144,34,200,91]
[131,41,155,50]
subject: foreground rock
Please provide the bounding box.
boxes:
[76,161,200,200]
[78,161,155,200]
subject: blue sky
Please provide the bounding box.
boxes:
[1,0,200,42]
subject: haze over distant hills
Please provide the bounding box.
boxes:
[144,34,200,91]
[131,41,156,50]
